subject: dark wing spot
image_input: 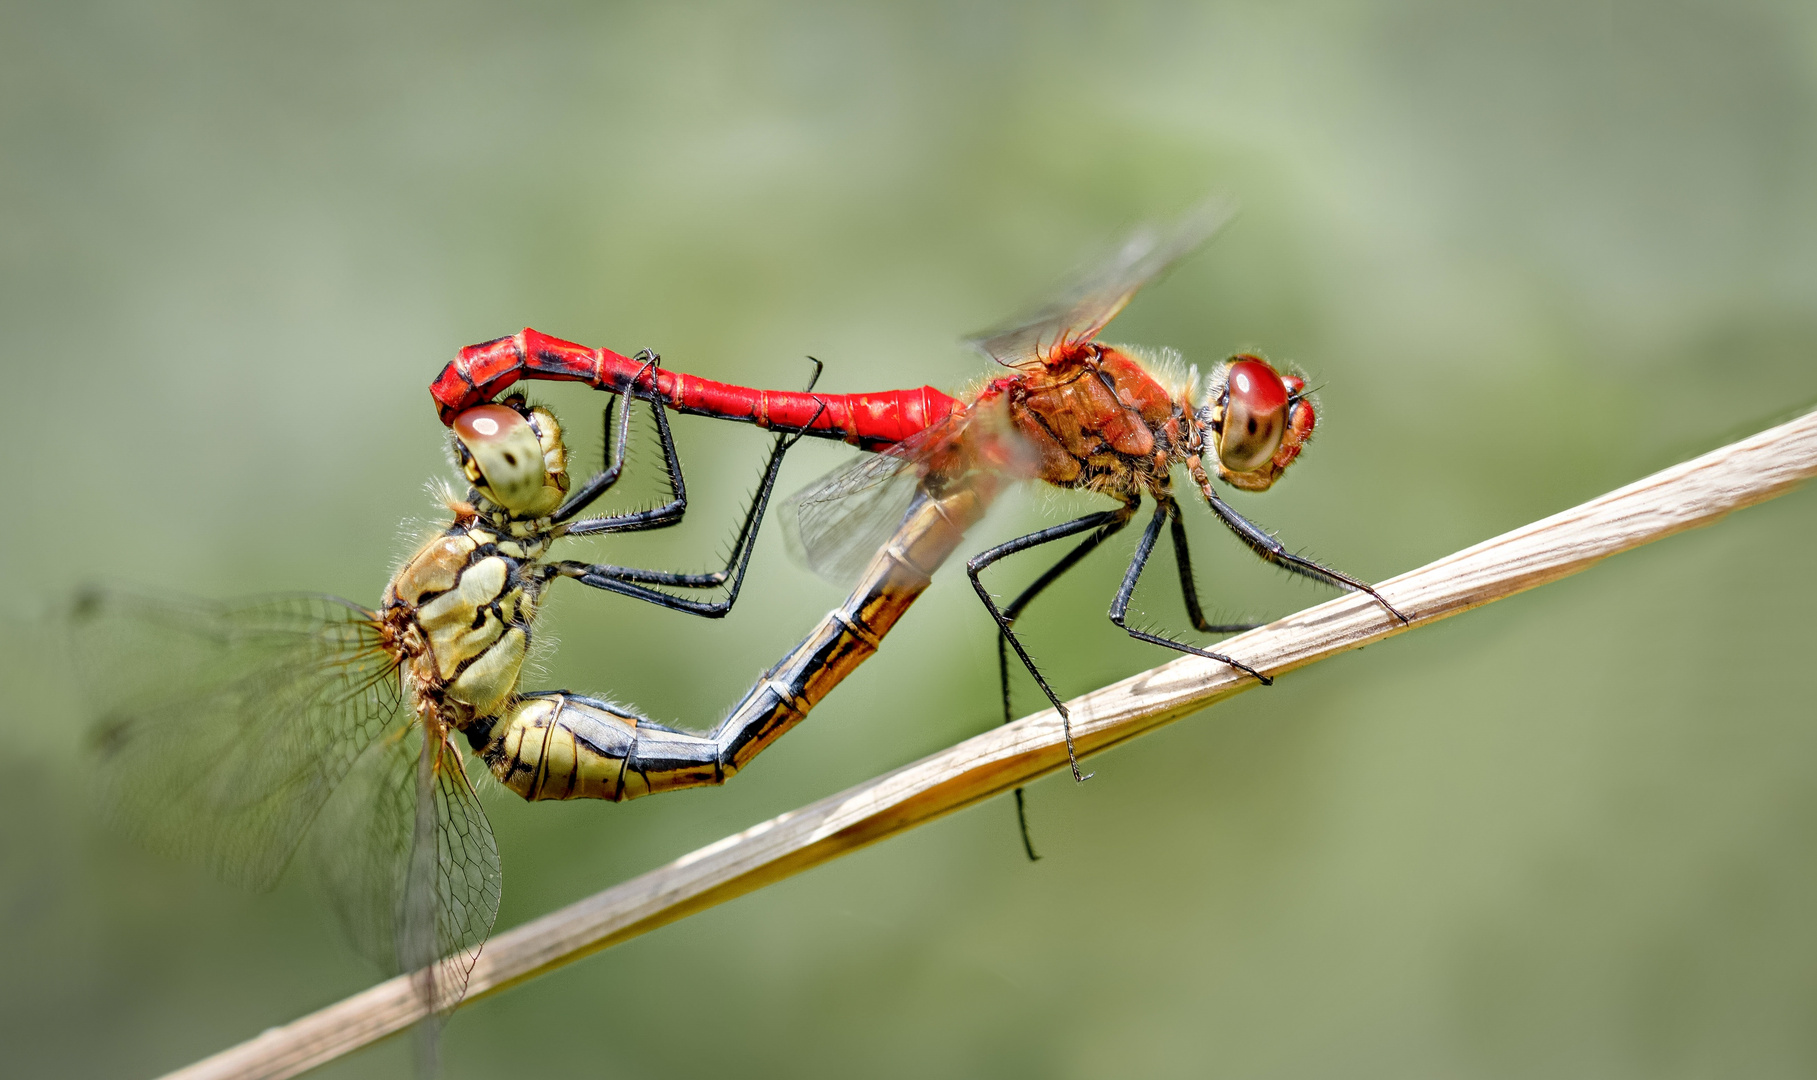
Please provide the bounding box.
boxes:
[1247,417,1258,434]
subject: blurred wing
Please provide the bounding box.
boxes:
[783,453,922,587]
[782,412,966,587]
[967,198,1238,369]
[310,721,498,1078]
[71,587,404,891]
[420,733,501,1015]
[309,724,415,970]
[75,584,501,1032]
[309,714,500,1017]
[782,399,1037,587]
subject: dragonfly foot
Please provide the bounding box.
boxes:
[1356,582,1410,625]
[1052,706,1094,783]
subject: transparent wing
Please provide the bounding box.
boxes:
[308,720,498,1071]
[417,733,501,1015]
[309,724,416,969]
[74,585,502,1030]
[71,587,404,891]
[307,711,500,1027]
[783,447,924,587]
[782,397,1036,587]
[967,198,1238,369]
[782,411,972,586]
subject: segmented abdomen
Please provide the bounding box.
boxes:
[471,485,991,802]
[433,328,959,451]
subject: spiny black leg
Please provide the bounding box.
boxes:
[557,424,795,615]
[991,522,1124,860]
[565,353,824,537]
[557,397,829,615]
[562,380,690,536]
[554,355,658,524]
[551,395,628,521]
[1197,483,1410,624]
[1009,789,1040,862]
[565,354,827,555]
[555,419,801,590]
[967,503,1136,782]
[1165,496,1261,635]
[1109,503,1273,684]
[996,528,1125,725]
[557,572,742,616]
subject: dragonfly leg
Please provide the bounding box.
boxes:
[1195,480,1410,624]
[561,361,690,536]
[1165,496,1263,635]
[985,495,1258,857]
[552,354,661,524]
[554,427,801,616]
[563,355,822,537]
[556,396,829,615]
[480,486,980,804]
[1108,502,1273,684]
[992,522,1126,859]
[967,501,1137,782]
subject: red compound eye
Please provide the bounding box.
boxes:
[1218,357,1290,473]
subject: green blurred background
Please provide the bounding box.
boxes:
[4,1,1816,1076]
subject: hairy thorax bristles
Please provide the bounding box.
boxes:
[1109,343,1192,402]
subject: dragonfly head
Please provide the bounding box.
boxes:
[1196,356,1315,492]
[451,398,570,517]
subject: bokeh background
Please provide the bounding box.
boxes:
[4,1,1817,1077]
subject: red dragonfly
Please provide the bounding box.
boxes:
[431,202,1408,812]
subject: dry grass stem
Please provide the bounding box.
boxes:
[164,408,1817,1080]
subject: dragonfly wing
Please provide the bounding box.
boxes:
[782,400,1037,587]
[76,585,501,1027]
[72,588,404,892]
[419,733,501,1015]
[782,450,923,586]
[309,725,416,970]
[780,409,983,586]
[309,714,500,1016]
[967,198,1238,368]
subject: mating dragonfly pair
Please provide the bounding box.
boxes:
[75,201,1408,1027]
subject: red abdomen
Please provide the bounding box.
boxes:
[431,329,958,452]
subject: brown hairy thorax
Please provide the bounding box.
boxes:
[1000,343,1199,501]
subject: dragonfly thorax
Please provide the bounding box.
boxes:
[385,520,550,722]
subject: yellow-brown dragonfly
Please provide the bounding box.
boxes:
[72,368,817,1037]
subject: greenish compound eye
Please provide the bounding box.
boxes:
[454,404,555,514]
